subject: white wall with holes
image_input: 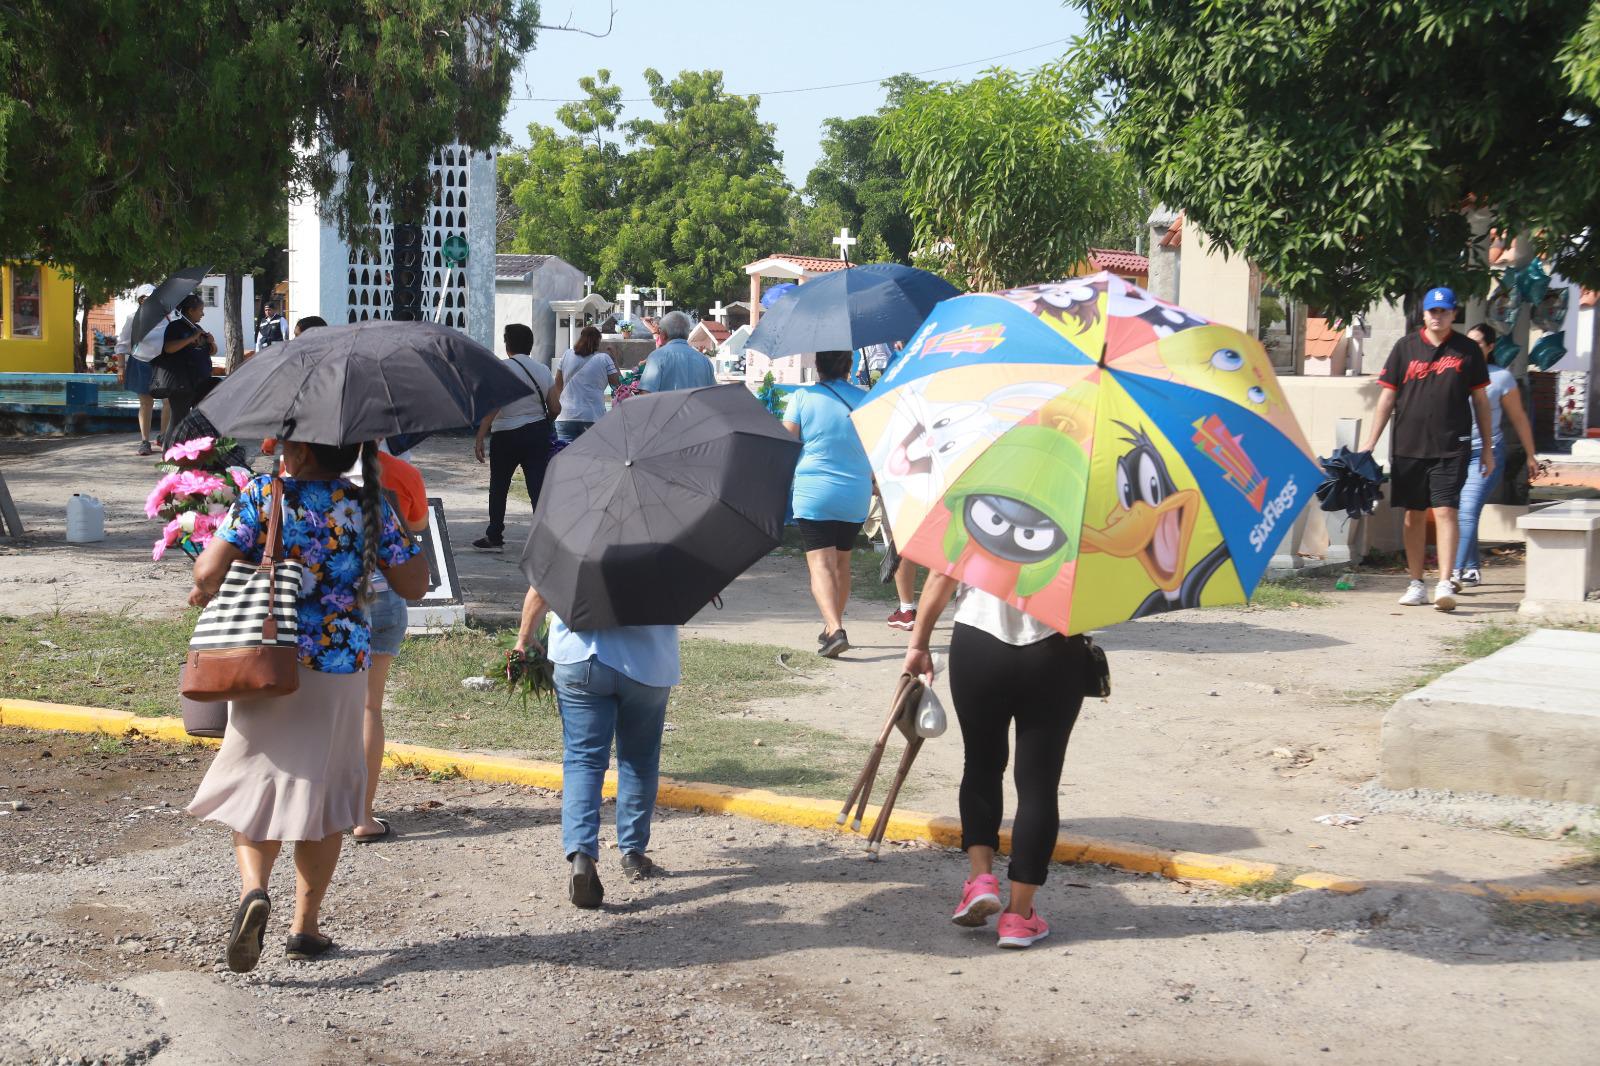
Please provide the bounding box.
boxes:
[287,144,496,350]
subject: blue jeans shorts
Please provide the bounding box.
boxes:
[368,588,409,656]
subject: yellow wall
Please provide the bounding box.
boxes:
[0,263,76,372]
[1177,226,1259,333]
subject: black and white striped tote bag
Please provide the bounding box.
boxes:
[181,475,304,701]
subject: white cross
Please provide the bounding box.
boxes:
[709,300,728,325]
[645,285,672,318]
[616,284,640,320]
[584,275,593,296]
[832,227,858,261]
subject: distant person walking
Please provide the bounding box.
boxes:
[1452,323,1539,588]
[187,440,426,971]
[153,294,217,449]
[472,323,559,552]
[638,311,716,394]
[115,285,169,455]
[1360,286,1494,611]
[551,325,620,443]
[782,350,872,657]
[902,573,1094,950]
[255,303,287,351]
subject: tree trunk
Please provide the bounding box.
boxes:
[223,272,245,372]
[72,284,89,373]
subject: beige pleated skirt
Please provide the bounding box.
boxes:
[187,665,367,842]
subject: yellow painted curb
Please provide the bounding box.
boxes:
[6,700,1600,908]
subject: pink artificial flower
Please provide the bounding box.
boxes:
[144,472,180,519]
[190,511,220,545]
[172,470,226,500]
[164,436,216,463]
[227,466,253,492]
[152,517,184,561]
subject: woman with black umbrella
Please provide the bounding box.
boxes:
[152,294,218,449]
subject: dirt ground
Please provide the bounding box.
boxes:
[3,433,1594,891]
[1,731,1597,1066]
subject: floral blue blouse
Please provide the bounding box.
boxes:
[217,475,419,673]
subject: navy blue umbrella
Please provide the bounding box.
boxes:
[746,263,959,357]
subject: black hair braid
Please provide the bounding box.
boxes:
[357,442,383,605]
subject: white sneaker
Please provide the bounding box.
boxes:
[1433,580,1457,612]
[1460,568,1481,587]
[1447,569,1463,593]
[1398,580,1428,607]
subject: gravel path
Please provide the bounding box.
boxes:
[2,732,1597,1065]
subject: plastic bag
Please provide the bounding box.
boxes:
[915,684,947,739]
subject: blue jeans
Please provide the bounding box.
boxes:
[1454,439,1507,572]
[554,420,592,443]
[554,657,670,860]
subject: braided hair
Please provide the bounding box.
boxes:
[357,441,383,605]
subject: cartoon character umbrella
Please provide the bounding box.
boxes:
[852,273,1323,634]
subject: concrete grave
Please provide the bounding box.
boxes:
[1517,499,1600,624]
[1381,628,1600,804]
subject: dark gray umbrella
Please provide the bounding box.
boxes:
[521,384,800,629]
[129,266,211,344]
[746,263,959,358]
[197,320,532,445]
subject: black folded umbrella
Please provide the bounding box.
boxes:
[197,320,531,446]
[1316,446,1385,519]
[520,384,800,629]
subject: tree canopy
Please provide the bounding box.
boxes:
[1078,0,1600,318]
[503,68,790,310]
[0,1,539,300]
[879,62,1146,292]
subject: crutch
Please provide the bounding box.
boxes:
[837,673,925,859]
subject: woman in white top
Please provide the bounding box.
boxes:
[551,325,620,443]
[903,573,1092,950]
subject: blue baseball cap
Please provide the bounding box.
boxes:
[1422,287,1457,310]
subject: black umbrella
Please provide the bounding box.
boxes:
[197,320,532,446]
[1315,446,1386,519]
[746,263,959,358]
[521,383,800,629]
[129,266,211,345]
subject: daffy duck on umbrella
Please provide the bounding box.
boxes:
[1082,422,1230,617]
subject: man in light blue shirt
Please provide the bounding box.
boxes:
[638,310,717,394]
[515,319,711,907]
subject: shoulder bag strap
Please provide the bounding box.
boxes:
[258,469,286,643]
[818,381,859,413]
[507,357,552,420]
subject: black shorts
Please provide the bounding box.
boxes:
[1390,454,1470,511]
[796,518,862,553]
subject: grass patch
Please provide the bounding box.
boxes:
[1240,579,1333,610]
[1219,877,1302,900]
[385,626,863,795]
[1492,901,1600,939]
[1344,622,1530,705]
[0,611,195,715]
[85,736,128,756]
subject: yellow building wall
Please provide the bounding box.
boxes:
[0,264,76,373]
[1177,226,1258,333]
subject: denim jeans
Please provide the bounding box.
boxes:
[554,657,671,860]
[1454,438,1508,572]
[554,420,593,444]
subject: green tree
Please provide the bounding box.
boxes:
[505,68,791,310]
[1079,0,1600,318]
[0,1,539,301]
[879,63,1146,291]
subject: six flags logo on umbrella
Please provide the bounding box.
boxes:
[1191,413,1268,511]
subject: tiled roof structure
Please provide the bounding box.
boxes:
[1087,248,1150,276]
[495,253,553,280]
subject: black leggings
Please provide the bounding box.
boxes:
[948,622,1087,886]
[486,421,552,540]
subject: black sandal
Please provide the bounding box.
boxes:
[352,818,391,843]
[285,931,336,961]
[226,889,271,974]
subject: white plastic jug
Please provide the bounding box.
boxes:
[66,494,106,543]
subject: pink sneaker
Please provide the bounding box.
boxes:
[951,874,1002,927]
[996,908,1050,949]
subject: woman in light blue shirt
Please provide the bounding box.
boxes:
[782,350,872,658]
[1455,324,1539,587]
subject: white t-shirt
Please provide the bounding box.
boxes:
[951,585,1058,647]
[494,354,556,432]
[556,348,618,423]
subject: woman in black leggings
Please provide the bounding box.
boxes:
[903,572,1089,949]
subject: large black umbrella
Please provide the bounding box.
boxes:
[129,266,211,345]
[521,383,800,629]
[197,320,531,445]
[746,263,959,358]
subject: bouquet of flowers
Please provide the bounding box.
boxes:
[499,619,556,711]
[612,362,645,404]
[146,436,254,561]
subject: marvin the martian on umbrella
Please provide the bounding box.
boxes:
[854,273,1323,635]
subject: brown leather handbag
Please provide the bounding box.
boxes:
[180,474,304,703]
